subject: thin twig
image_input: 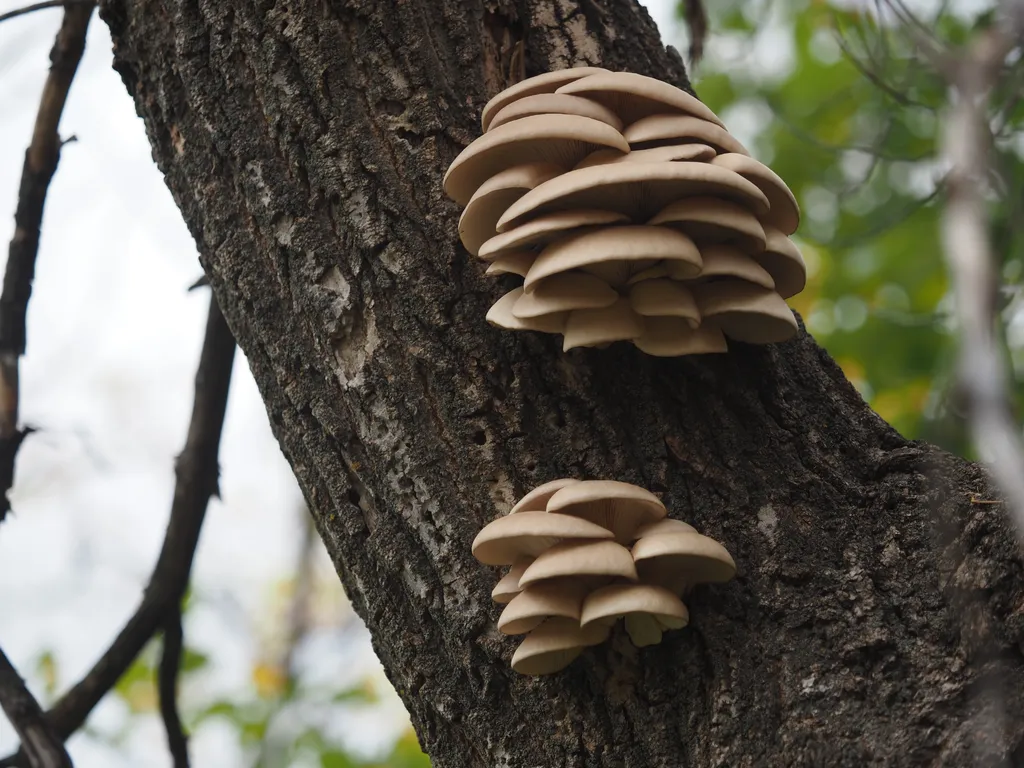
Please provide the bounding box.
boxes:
[936,4,1024,542]
[158,609,189,768]
[0,646,70,768]
[0,0,95,523]
[0,0,91,25]
[0,293,235,766]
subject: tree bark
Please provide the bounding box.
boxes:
[97,0,1024,765]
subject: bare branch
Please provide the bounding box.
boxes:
[158,609,189,768]
[0,0,95,523]
[0,1,92,25]
[937,7,1024,541]
[0,646,70,768]
[0,293,235,766]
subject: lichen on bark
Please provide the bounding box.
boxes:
[99,0,1024,765]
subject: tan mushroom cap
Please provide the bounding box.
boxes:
[498,162,770,231]
[497,580,588,635]
[547,480,667,543]
[459,163,563,256]
[648,197,767,253]
[524,226,702,291]
[580,583,690,647]
[485,251,536,277]
[692,280,798,344]
[626,262,672,284]
[509,478,581,514]
[492,557,534,603]
[632,518,698,540]
[756,228,807,299]
[632,319,728,357]
[518,539,639,587]
[712,153,800,235]
[510,616,611,676]
[472,509,615,565]
[632,531,737,594]
[489,93,625,133]
[562,298,646,352]
[624,114,750,156]
[478,209,630,261]
[444,114,629,206]
[688,244,776,289]
[574,143,717,170]
[556,71,726,128]
[486,288,568,334]
[628,279,700,327]
[481,67,609,132]
[513,273,619,318]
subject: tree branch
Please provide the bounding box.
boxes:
[0,293,235,766]
[158,609,189,768]
[0,0,95,523]
[0,646,70,768]
[0,1,94,25]
[935,2,1024,542]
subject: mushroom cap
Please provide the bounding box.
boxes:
[556,71,725,128]
[574,143,717,170]
[624,114,751,156]
[492,557,534,603]
[524,226,702,291]
[510,616,611,676]
[632,318,728,357]
[711,153,800,235]
[632,518,698,540]
[485,251,536,277]
[631,531,737,593]
[579,583,690,647]
[692,280,798,344]
[481,67,609,132]
[486,288,568,334]
[489,93,625,133]
[756,228,807,299]
[513,273,619,318]
[478,209,629,261]
[648,197,767,253]
[472,509,615,565]
[510,478,581,514]
[518,539,639,587]
[626,262,673,284]
[459,163,563,256]
[498,162,770,231]
[628,279,701,327]
[562,298,646,352]
[546,480,667,543]
[497,579,588,634]
[689,244,776,289]
[443,114,629,206]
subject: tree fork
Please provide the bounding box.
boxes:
[98,0,1024,764]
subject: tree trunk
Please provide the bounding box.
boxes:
[97,0,1024,764]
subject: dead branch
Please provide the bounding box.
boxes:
[0,0,95,523]
[0,646,70,768]
[158,609,189,768]
[0,293,235,766]
[935,4,1024,545]
[0,1,93,25]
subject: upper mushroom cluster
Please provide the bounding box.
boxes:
[443,68,806,356]
[472,478,736,676]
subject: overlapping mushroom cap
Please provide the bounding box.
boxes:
[471,478,736,676]
[444,68,807,357]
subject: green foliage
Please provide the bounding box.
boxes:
[684,0,1024,452]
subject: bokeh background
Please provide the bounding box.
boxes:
[1,0,1019,765]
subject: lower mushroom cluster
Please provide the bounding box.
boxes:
[472,479,736,676]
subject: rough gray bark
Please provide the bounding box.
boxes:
[97,0,1024,765]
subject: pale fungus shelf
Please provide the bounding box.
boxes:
[444,67,808,357]
[472,479,736,676]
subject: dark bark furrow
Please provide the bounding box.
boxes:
[99,0,1024,765]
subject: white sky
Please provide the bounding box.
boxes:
[0,1,678,765]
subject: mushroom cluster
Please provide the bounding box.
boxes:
[443,68,806,356]
[472,479,736,676]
